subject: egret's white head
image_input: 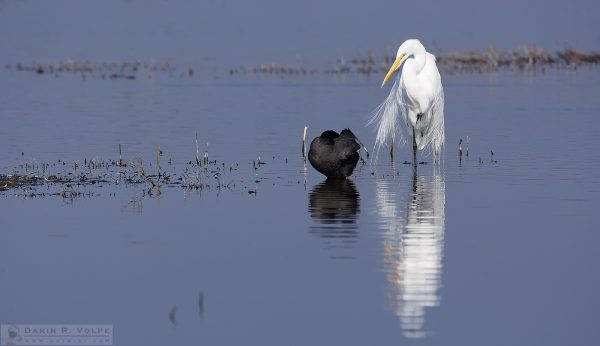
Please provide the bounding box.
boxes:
[381,39,425,87]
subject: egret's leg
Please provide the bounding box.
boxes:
[412,127,417,167]
[390,131,395,159]
[411,163,417,194]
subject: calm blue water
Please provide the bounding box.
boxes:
[1,1,599,345]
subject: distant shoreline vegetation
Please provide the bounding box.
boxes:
[3,59,188,80]
[232,46,600,76]
[5,46,599,79]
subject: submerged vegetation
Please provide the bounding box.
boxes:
[0,144,271,200]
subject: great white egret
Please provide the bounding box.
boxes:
[369,39,444,165]
[308,129,361,179]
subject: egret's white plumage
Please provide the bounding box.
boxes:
[369,39,444,162]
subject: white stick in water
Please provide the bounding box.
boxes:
[302,126,308,159]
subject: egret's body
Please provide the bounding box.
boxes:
[369,39,444,165]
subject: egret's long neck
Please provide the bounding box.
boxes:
[400,46,428,114]
[411,44,426,74]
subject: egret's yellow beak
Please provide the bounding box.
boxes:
[381,54,406,88]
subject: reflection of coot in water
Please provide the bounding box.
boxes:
[308,129,361,179]
[308,179,360,250]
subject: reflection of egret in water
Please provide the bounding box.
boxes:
[376,167,445,338]
[308,179,360,259]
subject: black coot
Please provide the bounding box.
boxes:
[308,129,361,179]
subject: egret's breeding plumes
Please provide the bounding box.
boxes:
[369,39,444,165]
[308,129,361,179]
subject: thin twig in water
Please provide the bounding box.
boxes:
[198,290,204,319]
[118,144,123,167]
[195,132,200,166]
[156,145,161,179]
[204,142,209,166]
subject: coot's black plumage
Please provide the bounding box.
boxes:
[308,129,361,179]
